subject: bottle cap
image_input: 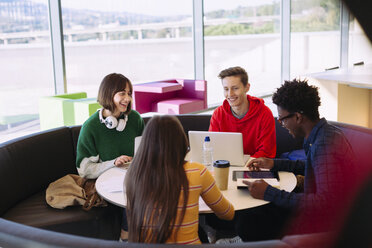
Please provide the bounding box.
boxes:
[213,160,230,168]
[204,136,210,142]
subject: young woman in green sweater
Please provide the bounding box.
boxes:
[76,73,144,241]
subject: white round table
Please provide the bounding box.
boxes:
[96,166,297,213]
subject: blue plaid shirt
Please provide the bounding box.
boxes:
[264,118,356,214]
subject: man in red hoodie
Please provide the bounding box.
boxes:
[209,66,276,158]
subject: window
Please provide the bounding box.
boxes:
[0,0,53,142]
[60,0,193,98]
[290,0,341,77]
[1,0,367,143]
[348,18,372,66]
[203,0,281,105]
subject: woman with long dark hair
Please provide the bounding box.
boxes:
[125,115,234,244]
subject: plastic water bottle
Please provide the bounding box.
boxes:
[203,136,214,171]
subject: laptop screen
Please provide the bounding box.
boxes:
[134,136,142,155]
[188,131,248,166]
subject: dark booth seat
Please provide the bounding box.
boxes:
[1,114,371,247]
[0,114,318,240]
[0,126,121,240]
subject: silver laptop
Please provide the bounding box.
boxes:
[134,136,142,154]
[188,131,249,166]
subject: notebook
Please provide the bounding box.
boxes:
[188,131,249,166]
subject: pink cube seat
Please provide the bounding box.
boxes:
[156,98,205,115]
[133,79,207,114]
[133,82,182,93]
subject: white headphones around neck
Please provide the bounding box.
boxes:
[99,108,128,132]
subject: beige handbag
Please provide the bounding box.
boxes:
[46,174,107,210]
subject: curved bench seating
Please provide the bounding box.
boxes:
[0,126,121,240]
[1,114,371,247]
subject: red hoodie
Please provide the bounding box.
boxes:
[209,95,276,158]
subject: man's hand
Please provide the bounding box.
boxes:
[243,180,269,200]
[114,155,132,167]
[246,157,274,171]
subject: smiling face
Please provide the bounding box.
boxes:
[277,106,304,138]
[222,76,250,108]
[112,84,132,116]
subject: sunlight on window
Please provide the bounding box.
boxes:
[204,0,281,105]
[0,0,53,142]
[60,0,194,98]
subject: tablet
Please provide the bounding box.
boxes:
[232,170,279,181]
[237,178,280,189]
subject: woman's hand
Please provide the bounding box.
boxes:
[246,157,274,171]
[114,155,132,167]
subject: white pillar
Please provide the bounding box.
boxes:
[137,29,142,40]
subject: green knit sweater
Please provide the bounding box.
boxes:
[76,109,144,178]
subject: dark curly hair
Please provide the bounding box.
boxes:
[272,79,321,121]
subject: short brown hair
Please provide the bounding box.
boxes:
[97,73,133,114]
[218,66,249,86]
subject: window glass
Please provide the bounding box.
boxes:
[0,0,53,143]
[348,18,372,66]
[290,0,341,77]
[61,0,193,98]
[203,0,281,105]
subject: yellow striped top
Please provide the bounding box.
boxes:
[166,162,235,244]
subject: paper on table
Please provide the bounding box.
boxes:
[98,176,125,193]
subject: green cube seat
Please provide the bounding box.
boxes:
[39,92,101,130]
[72,98,102,125]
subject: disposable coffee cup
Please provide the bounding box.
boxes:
[213,160,230,190]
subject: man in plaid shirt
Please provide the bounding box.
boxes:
[218,79,357,244]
